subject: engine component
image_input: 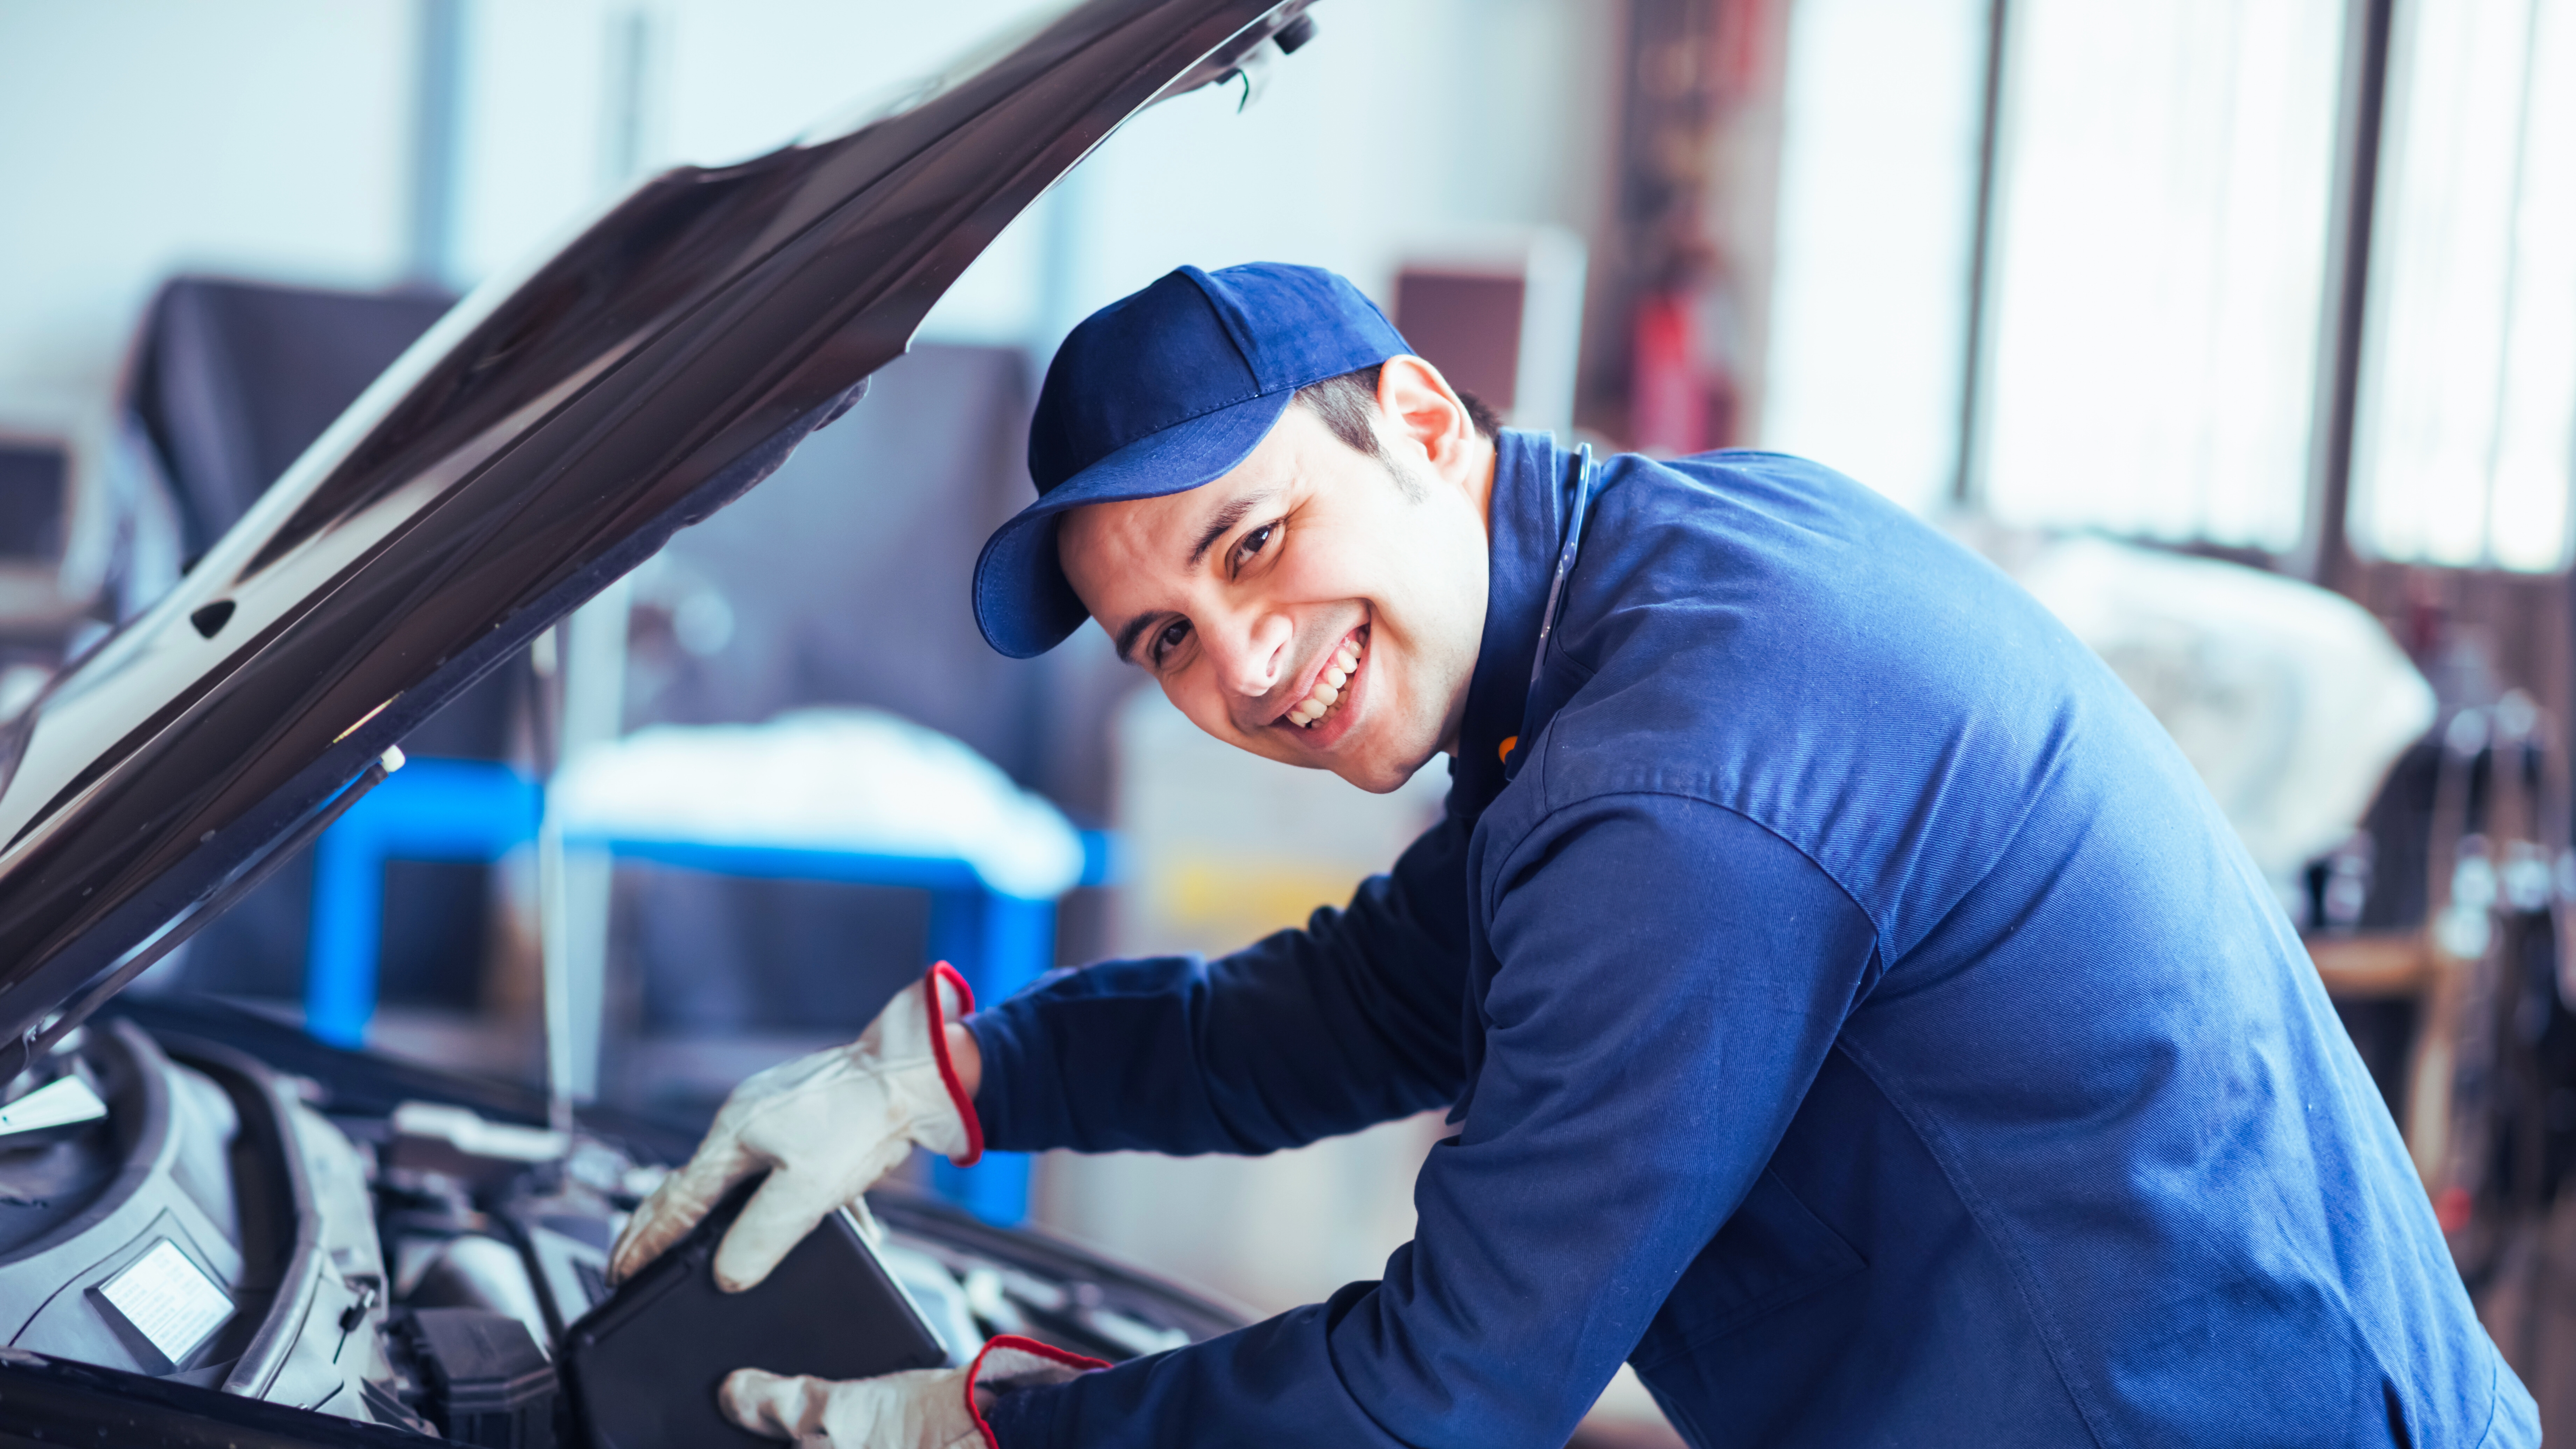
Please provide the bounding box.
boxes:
[402,1234,553,1355]
[389,1102,569,1186]
[0,1021,403,1422]
[392,1306,558,1449]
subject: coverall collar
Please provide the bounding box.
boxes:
[1449,428,1570,812]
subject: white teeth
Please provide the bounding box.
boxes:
[1287,632,1368,729]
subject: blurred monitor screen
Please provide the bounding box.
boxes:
[0,442,67,563]
[1394,270,1525,418]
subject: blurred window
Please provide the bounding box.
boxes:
[2349,0,2576,573]
[1977,0,2348,552]
[1762,0,1990,514]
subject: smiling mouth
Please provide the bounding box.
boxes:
[1283,626,1367,730]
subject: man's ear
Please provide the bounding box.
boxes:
[1375,355,1480,489]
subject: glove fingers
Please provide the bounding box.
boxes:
[723,1366,971,1447]
[714,1166,851,1293]
[608,1137,756,1285]
[720,1367,827,1440]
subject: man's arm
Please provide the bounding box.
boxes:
[966,803,1476,1157]
[975,793,1879,1447]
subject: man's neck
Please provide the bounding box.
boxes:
[1465,431,1501,537]
[1438,429,1509,761]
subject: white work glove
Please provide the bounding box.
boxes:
[723,1336,1105,1449]
[608,963,983,1292]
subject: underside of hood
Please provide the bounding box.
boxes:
[0,0,1318,1072]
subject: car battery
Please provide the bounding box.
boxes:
[562,1178,948,1449]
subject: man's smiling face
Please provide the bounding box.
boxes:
[1057,358,1495,793]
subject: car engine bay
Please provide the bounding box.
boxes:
[0,1002,1239,1446]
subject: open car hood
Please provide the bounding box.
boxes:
[0,0,1317,1068]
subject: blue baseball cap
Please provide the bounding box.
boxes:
[972,262,1410,658]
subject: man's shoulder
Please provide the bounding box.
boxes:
[1549,446,2115,773]
[1593,446,1917,536]
[1501,447,2178,939]
[1572,447,2032,667]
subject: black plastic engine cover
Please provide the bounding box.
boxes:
[392,1308,557,1449]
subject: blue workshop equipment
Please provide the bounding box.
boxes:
[301,756,1114,1223]
[305,757,543,1048]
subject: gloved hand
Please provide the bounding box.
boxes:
[722,1336,1106,1448]
[608,962,982,1292]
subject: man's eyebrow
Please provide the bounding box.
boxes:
[1187,488,1276,570]
[1114,612,1160,666]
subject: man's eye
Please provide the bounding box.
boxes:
[1231,522,1277,572]
[1151,618,1191,665]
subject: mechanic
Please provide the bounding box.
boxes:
[609,262,2534,1448]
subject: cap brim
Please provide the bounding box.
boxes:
[974,388,1296,658]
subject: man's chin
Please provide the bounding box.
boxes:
[1327,738,1442,795]
[1336,765,1420,795]
[1265,744,1411,792]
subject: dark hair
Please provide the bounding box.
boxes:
[1294,365,1501,466]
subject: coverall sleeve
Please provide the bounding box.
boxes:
[977,793,1879,1449]
[964,803,1476,1157]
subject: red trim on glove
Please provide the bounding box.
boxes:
[963,1335,1112,1449]
[926,961,985,1167]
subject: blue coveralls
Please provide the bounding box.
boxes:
[968,432,2536,1447]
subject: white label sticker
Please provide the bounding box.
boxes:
[0,1075,107,1138]
[99,1239,233,1365]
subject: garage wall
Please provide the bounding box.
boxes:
[0,0,1622,409]
[0,0,416,399]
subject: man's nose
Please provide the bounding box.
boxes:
[1210,610,1294,699]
